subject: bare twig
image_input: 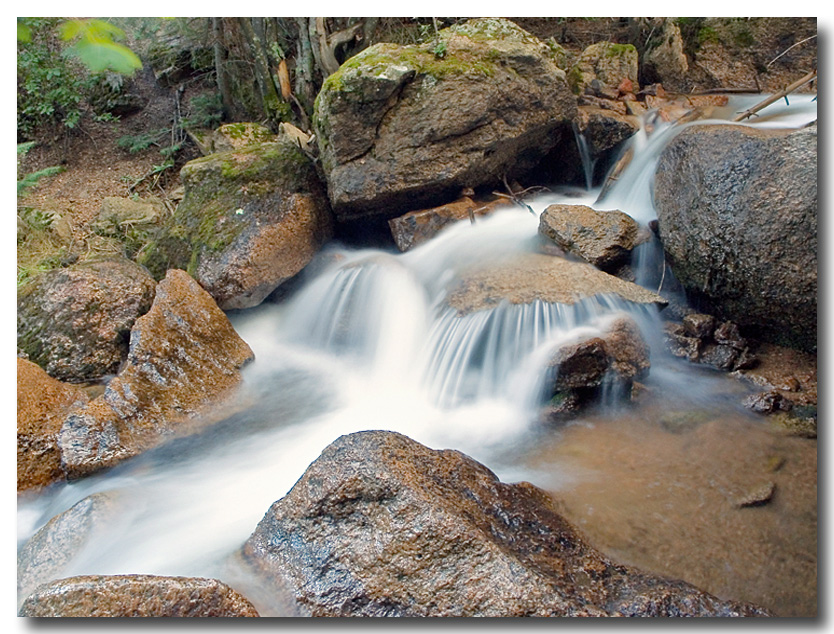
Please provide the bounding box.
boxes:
[766,34,817,69]
[732,69,816,122]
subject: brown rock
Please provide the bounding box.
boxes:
[389,196,509,252]
[58,270,254,479]
[682,313,716,339]
[18,575,259,617]
[447,253,666,315]
[700,343,739,371]
[17,257,157,383]
[663,322,701,361]
[549,337,609,390]
[604,315,650,382]
[241,430,770,617]
[17,359,89,492]
[576,107,640,158]
[734,482,776,508]
[539,204,643,271]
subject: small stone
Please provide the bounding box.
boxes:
[714,321,746,349]
[700,343,739,371]
[744,390,789,414]
[734,482,776,508]
[682,313,716,339]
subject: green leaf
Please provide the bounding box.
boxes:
[17,21,32,41]
[64,39,142,75]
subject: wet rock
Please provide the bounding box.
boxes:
[734,482,776,508]
[714,321,746,349]
[768,411,817,439]
[17,257,157,383]
[389,195,509,252]
[446,253,666,316]
[663,323,701,362]
[139,137,333,310]
[682,313,715,339]
[604,315,651,382]
[569,41,639,95]
[576,107,640,158]
[17,359,89,492]
[655,124,816,353]
[538,204,643,271]
[58,270,254,479]
[699,343,739,371]
[659,410,712,434]
[19,575,259,617]
[240,430,770,617]
[744,390,791,415]
[550,337,609,390]
[314,18,577,221]
[18,492,123,602]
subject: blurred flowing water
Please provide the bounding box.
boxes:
[17,95,817,616]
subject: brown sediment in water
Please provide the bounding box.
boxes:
[525,403,816,617]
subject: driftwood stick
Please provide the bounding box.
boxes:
[732,69,817,122]
[766,34,817,69]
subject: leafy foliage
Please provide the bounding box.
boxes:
[58,19,142,74]
[17,142,64,196]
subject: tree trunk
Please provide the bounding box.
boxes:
[212,18,233,120]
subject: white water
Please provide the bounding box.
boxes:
[17,94,816,614]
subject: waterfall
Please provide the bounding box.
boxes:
[572,122,596,190]
[17,92,817,616]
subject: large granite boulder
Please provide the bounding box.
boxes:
[314,18,578,221]
[445,253,666,315]
[17,257,157,383]
[17,359,89,492]
[240,430,769,617]
[19,575,259,617]
[58,270,254,478]
[642,18,689,91]
[140,137,333,310]
[654,124,816,352]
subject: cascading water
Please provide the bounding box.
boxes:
[17,94,817,616]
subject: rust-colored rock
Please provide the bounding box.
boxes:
[58,270,254,478]
[446,253,666,315]
[241,430,770,617]
[17,257,157,383]
[17,359,89,492]
[389,196,510,251]
[19,575,259,617]
[538,204,644,271]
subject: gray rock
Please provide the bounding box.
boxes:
[314,18,578,220]
[17,257,157,383]
[240,430,770,617]
[655,124,817,352]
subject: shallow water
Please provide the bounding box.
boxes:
[17,94,817,616]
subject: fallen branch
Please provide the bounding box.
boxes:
[766,34,817,69]
[732,69,817,122]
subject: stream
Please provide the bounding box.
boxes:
[17,94,818,617]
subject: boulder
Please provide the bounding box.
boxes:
[576,106,640,158]
[314,18,578,221]
[538,204,646,271]
[654,124,816,352]
[642,19,689,91]
[139,138,333,310]
[18,492,123,602]
[189,122,276,156]
[58,270,254,479]
[91,196,164,236]
[17,257,157,383]
[389,195,510,251]
[17,359,89,492]
[446,253,666,315]
[19,575,259,617]
[240,430,769,617]
[568,41,639,96]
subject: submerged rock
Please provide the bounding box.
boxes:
[140,137,333,310]
[58,270,254,479]
[538,204,645,271]
[19,575,259,617]
[446,253,666,315]
[17,257,157,383]
[654,124,816,352]
[17,359,89,492]
[314,18,577,220]
[18,492,123,602]
[389,195,510,252]
[240,430,769,617]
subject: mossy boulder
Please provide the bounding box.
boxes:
[313,17,578,221]
[568,41,639,95]
[139,138,333,310]
[17,257,157,383]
